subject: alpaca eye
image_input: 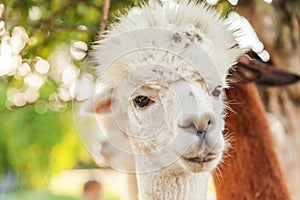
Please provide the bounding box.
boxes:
[211,85,223,97]
[133,95,153,108]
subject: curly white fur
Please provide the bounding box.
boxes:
[91,0,243,90]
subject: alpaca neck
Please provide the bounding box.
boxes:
[136,169,209,200]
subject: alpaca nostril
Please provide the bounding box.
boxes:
[197,131,207,140]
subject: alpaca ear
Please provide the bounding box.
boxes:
[229,55,300,86]
[229,55,262,83]
[80,88,113,115]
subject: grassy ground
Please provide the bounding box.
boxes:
[1,191,78,200]
[1,190,120,200]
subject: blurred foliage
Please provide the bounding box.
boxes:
[0,0,136,190]
[0,0,234,192]
[0,90,91,189]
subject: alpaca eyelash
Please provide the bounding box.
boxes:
[211,85,223,97]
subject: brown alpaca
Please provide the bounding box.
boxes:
[214,55,299,200]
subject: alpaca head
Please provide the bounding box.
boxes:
[85,63,226,173]
[79,0,243,174]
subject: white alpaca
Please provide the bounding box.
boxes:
[79,1,243,199]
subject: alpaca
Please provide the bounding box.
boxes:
[215,83,291,200]
[213,55,299,200]
[80,1,243,199]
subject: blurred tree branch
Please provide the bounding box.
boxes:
[100,0,111,33]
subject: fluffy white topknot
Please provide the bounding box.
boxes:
[91,0,244,90]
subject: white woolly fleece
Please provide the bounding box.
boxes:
[92,0,244,90]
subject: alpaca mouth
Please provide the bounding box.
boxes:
[182,155,217,163]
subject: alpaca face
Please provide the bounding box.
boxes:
[106,65,226,173]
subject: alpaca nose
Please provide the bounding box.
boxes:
[179,112,215,138]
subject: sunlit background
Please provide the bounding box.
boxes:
[1,0,299,199]
[0,1,136,199]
